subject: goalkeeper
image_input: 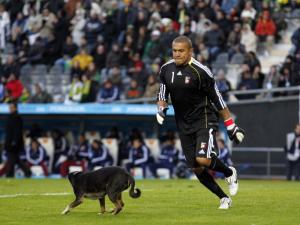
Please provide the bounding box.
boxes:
[156,35,245,209]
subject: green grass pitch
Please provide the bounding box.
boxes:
[0,179,300,225]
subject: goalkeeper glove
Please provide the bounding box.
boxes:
[225,118,245,144]
[156,106,168,125]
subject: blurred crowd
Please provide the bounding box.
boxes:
[0,123,232,178]
[0,0,300,103]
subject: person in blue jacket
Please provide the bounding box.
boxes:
[88,139,113,170]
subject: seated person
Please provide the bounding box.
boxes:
[88,139,113,170]
[25,139,49,176]
[60,134,90,177]
[150,135,179,178]
[126,136,152,178]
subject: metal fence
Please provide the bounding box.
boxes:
[232,147,286,179]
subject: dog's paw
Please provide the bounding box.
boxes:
[61,206,70,215]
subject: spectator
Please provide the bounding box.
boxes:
[227,23,244,59]
[255,10,276,55]
[5,73,23,101]
[0,4,10,50]
[291,27,300,53]
[0,77,4,102]
[263,65,280,95]
[285,124,300,181]
[64,74,83,104]
[252,65,265,89]
[240,24,257,53]
[92,44,106,71]
[84,13,103,50]
[240,0,257,24]
[25,139,49,176]
[1,55,20,78]
[221,0,239,16]
[19,86,30,103]
[203,22,225,61]
[60,134,89,177]
[215,69,232,102]
[126,136,152,178]
[11,12,27,47]
[142,30,162,64]
[28,36,46,65]
[237,64,258,99]
[151,133,179,178]
[105,43,122,69]
[96,78,120,103]
[51,129,69,174]
[80,74,99,103]
[126,79,143,99]
[29,83,52,103]
[89,139,113,170]
[72,48,93,72]
[142,74,160,101]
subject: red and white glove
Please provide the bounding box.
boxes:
[225,118,245,144]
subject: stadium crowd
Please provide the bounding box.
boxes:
[0,0,300,103]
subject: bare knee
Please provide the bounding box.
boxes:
[196,157,211,167]
[192,167,204,175]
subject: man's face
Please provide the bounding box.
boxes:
[172,42,192,66]
[9,104,17,113]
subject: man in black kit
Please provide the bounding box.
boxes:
[156,36,245,209]
[4,102,31,177]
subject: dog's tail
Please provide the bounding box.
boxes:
[128,175,141,198]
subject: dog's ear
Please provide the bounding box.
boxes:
[68,171,82,185]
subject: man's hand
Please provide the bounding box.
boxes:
[227,125,245,144]
[225,118,245,144]
[156,106,168,125]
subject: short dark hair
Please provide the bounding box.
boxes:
[173,35,193,49]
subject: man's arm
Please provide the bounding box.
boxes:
[156,66,170,125]
[198,66,245,144]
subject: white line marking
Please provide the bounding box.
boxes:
[0,189,154,198]
[0,192,71,198]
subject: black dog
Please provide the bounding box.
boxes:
[62,166,141,215]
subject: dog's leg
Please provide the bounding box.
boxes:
[118,193,124,207]
[107,193,122,215]
[98,197,106,214]
[61,198,83,215]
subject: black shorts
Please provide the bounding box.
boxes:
[179,128,219,168]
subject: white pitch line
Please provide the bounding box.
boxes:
[0,189,154,198]
[0,192,71,198]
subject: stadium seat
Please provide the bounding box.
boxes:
[85,131,101,143]
[69,166,83,173]
[102,138,118,166]
[215,53,229,64]
[30,166,44,177]
[132,167,144,179]
[157,168,170,179]
[144,138,160,161]
[230,53,244,64]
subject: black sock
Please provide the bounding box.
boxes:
[209,157,233,177]
[195,169,227,199]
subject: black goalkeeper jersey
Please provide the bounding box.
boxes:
[157,57,227,134]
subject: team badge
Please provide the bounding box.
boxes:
[200,142,207,149]
[185,76,190,84]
